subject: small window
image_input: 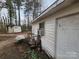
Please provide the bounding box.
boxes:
[39,22,45,36]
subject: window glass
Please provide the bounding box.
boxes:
[39,22,45,36]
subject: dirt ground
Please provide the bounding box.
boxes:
[0,33,27,59]
[0,42,49,59]
[0,33,49,59]
[0,44,24,59]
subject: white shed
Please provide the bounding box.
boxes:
[32,0,79,59]
[8,25,21,33]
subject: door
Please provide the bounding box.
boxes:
[56,14,79,59]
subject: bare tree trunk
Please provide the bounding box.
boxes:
[18,6,21,26]
[9,9,12,25]
[14,3,17,26]
[27,14,29,30]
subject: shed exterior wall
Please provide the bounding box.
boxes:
[32,2,79,58]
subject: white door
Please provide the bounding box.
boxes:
[56,14,79,59]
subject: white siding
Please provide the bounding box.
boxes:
[8,27,14,33]
[32,17,56,57]
[42,17,55,57]
[56,14,79,59]
[13,26,21,32]
[32,2,79,58]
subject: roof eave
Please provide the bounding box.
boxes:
[32,0,77,24]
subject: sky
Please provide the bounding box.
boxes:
[0,0,6,2]
[0,8,8,17]
[41,0,57,11]
[0,0,57,24]
[0,6,25,24]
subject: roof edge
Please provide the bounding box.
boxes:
[32,0,77,24]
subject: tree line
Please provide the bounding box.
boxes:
[0,0,41,32]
